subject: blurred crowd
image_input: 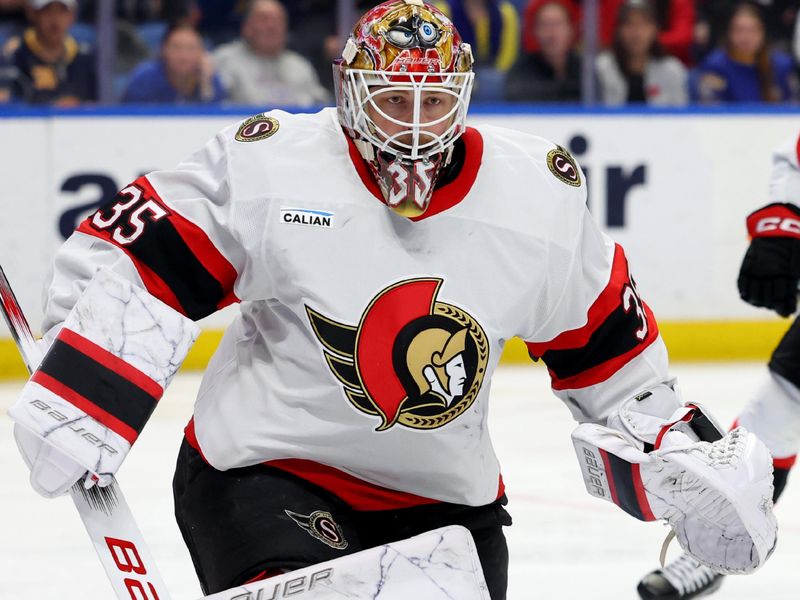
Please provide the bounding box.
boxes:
[0,0,798,107]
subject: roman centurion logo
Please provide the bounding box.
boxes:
[546,145,581,187]
[306,278,489,431]
[285,510,348,550]
[235,114,280,142]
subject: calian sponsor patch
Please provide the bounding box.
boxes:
[281,208,334,229]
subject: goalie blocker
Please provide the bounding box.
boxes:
[572,383,777,574]
[9,268,199,497]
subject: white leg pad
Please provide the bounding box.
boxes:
[199,526,490,600]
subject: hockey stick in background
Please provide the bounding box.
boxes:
[0,264,171,600]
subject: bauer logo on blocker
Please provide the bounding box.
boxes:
[281,208,334,229]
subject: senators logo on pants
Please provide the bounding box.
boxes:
[306,278,488,431]
[285,510,348,550]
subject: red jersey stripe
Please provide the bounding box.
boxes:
[184,419,505,511]
[135,177,239,310]
[547,306,659,391]
[526,243,629,356]
[774,455,797,470]
[77,219,194,317]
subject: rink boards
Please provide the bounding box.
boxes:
[0,105,797,377]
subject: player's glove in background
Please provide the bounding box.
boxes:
[738,203,800,317]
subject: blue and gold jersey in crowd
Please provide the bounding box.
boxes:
[1,28,96,104]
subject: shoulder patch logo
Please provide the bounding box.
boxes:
[546,146,581,187]
[235,114,280,142]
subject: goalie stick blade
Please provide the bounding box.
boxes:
[199,526,491,600]
[0,262,172,600]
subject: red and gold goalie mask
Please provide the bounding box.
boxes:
[334,0,474,218]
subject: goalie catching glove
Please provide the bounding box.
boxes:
[8,268,199,498]
[572,383,777,575]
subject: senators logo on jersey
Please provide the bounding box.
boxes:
[306,278,488,431]
[235,114,280,142]
[546,145,581,187]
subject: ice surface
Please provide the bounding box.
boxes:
[1,363,797,599]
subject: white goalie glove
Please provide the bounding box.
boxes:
[8,268,199,498]
[572,383,777,575]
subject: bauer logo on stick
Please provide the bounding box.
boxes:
[235,114,280,142]
[546,146,581,187]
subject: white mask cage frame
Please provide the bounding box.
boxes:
[340,68,474,161]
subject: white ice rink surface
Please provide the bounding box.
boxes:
[1,363,798,599]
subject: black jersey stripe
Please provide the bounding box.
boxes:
[77,177,238,321]
[539,302,645,380]
[120,218,227,320]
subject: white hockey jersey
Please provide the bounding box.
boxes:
[43,107,669,508]
[769,133,800,204]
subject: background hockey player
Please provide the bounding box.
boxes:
[637,134,800,599]
[8,2,778,599]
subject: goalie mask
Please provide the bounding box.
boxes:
[335,0,474,218]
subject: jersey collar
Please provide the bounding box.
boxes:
[346,127,484,221]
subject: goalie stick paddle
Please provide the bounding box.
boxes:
[0,264,172,600]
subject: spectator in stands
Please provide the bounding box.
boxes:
[213,0,330,107]
[696,1,796,103]
[0,0,95,104]
[696,1,797,62]
[520,0,695,65]
[596,0,688,105]
[599,0,695,64]
[505,0,581,101]
[433,0,521,72]
[122,22,224,104]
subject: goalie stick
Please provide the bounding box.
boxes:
[0,264,171,600]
